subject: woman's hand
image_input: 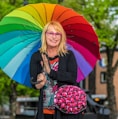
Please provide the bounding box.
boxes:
[35,73,46,89]
[41,53,51,74]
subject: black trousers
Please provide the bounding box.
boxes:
[44,114,54,119]
[44,113,83,119]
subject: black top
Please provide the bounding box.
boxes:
[30,50,79,119]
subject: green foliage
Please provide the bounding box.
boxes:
[28,0,57,4]
[16,84,39,97]
[0,1,14,19]
[0,69,11,105]
[97,26,117,48]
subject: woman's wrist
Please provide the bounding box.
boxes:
[42,71,46,75]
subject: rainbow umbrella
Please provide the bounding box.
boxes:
[0,3,100,87]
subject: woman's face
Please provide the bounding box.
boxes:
[45,25,62,48]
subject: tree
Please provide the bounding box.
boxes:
[61,0,118,119]
[0,70,10,115]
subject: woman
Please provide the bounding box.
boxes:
[30,21,82,119]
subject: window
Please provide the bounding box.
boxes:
[100,72,107,83]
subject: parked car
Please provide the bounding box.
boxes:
[91,94,107,105]
[83,90,110,119]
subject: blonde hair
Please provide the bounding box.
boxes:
[40,21,68,56]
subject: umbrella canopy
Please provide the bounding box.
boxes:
[0,3,100,87]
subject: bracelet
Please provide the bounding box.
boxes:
[42,71,46,75]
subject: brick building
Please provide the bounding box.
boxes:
[85,50,118,110]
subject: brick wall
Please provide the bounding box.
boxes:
[95,51,118,110]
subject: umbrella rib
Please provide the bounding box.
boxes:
[50,4,57,21]
[67,35,100,59]
[28,4,45,27]
[43,4,48,23]
[66,32,98,47]
[65,28,97,38]
[17,4,45,27]
[54,8,71,21]
[61,16,88,25]
[16,9,42,28]
[0,32,39,56]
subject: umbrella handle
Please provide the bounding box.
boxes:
[30,77,43,84]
